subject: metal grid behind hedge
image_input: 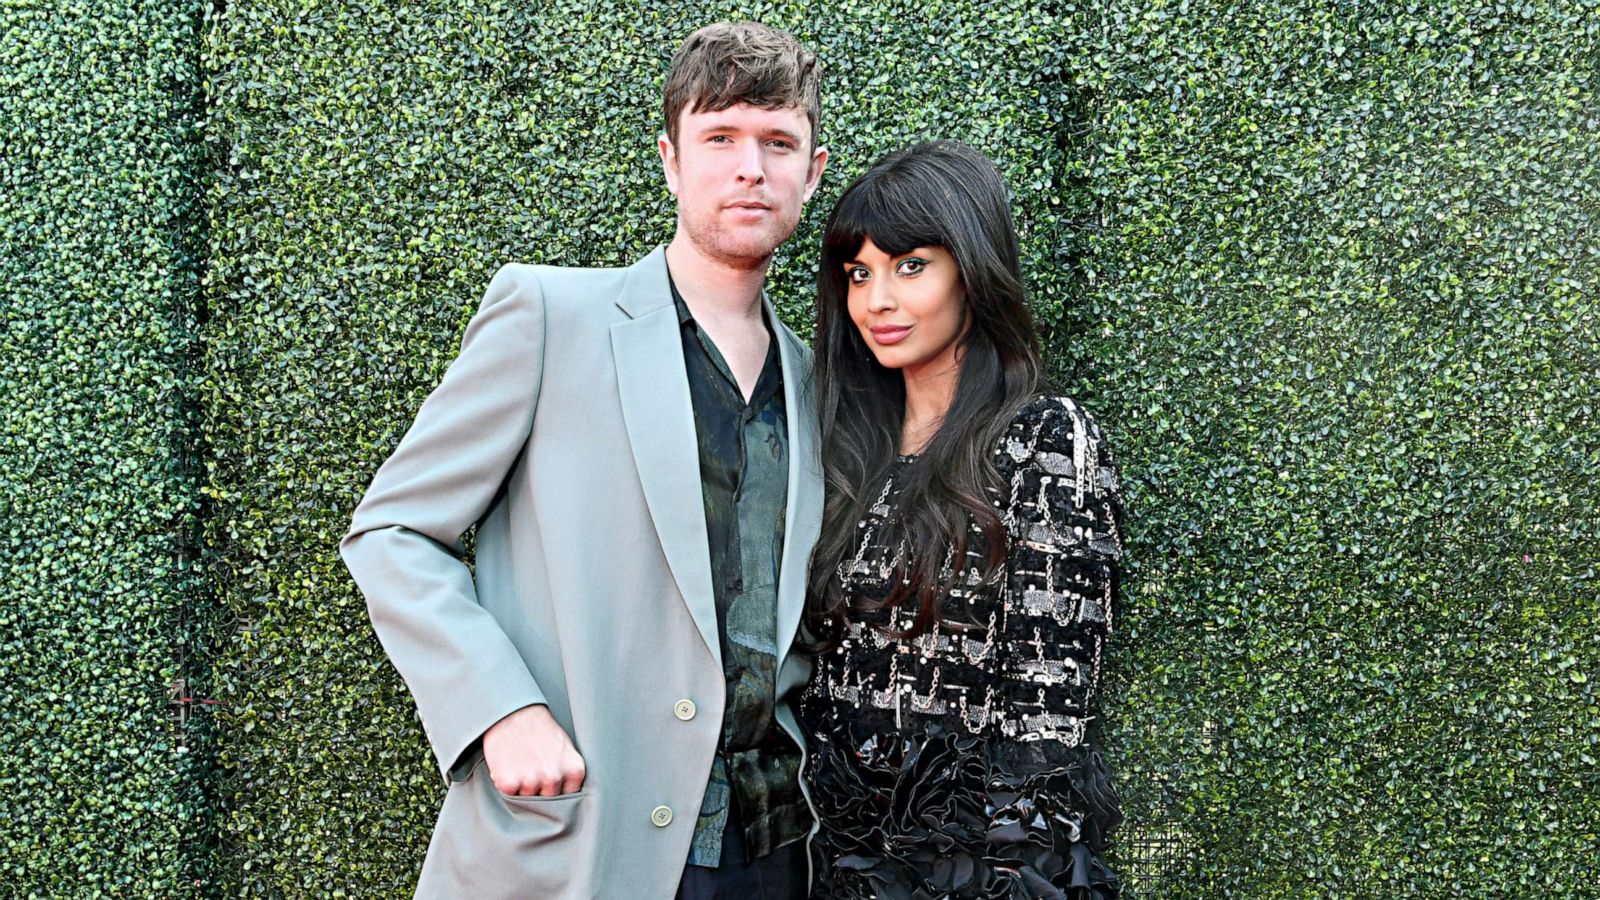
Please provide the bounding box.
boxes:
[1119,823,1198,898]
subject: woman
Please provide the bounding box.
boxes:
[800,140,1126,899]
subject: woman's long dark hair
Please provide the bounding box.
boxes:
[806,140,1044,641]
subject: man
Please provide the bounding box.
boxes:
[340,22,829,899]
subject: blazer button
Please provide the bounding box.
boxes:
[674,699,696,721]
[651,805,673,827]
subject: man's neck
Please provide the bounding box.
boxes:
[664,233,770,324]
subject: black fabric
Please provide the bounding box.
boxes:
[802,397,1125,898]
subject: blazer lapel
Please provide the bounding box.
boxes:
[771,306,823,669]
[612,248,721,669]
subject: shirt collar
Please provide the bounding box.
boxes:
[666,261,775,335]
[669,270,695,327]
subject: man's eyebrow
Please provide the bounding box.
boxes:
[692,122,804,145]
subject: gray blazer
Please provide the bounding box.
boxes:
[340,247,823,898]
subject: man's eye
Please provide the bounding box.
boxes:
[897,258,927,276]
[768,140,795,150]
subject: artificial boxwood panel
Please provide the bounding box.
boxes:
[6,0,1595,895]
[0,0,208,895]
[1061,1,1600,894]
[186,0,1600,896]
[199,0,1083,893]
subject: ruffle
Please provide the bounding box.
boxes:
[809,724,1122,899]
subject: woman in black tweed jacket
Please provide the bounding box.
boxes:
[802,140,1126,899]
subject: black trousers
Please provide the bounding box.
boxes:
[674,803,807,900]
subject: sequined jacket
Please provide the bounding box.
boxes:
[801,395,1126,899]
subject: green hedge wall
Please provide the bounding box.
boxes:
[3,0,1595,895]
[0,0,208,895]
[1059,1,1600,892]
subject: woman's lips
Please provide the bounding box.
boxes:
[870,325,913,346]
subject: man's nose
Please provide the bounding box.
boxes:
[735,139,766,184]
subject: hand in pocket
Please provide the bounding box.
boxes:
[482,704,586,796]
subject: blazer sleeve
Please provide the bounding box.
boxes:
[339,263,549,783]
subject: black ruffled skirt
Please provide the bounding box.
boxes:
[807,724,1122,900]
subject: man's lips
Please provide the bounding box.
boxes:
[869,325,913,346]
[726,201,772,222]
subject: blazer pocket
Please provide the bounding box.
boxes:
[492,785,588,835]
[420,775,593,899]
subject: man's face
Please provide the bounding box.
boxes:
[659,102,827,267]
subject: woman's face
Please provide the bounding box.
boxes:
[843,238,968,378]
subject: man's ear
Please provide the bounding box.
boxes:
[658,133,681,196]
[802,145,829,204]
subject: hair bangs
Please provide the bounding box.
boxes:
[822,171,949,265]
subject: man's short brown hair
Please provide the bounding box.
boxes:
[662,22,821,149]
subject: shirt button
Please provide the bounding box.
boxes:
[674,699,696,721]
[651,805,673,827]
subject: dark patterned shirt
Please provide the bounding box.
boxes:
[671,274,810,867]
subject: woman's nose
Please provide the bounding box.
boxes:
[864,276,896,312]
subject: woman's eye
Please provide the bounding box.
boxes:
[846,266,869,285]
[897,258,927,276]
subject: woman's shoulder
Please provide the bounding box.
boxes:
[998,394,1124,554]
[999,394,1112,463]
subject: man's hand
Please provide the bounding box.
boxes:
[482,705,586,796]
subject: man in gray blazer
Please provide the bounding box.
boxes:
[340,22,829,899]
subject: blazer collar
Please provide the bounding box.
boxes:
[773,317,820,670]
[615,246,673,320]
[611,244,820,671]
[616,245,787,327]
